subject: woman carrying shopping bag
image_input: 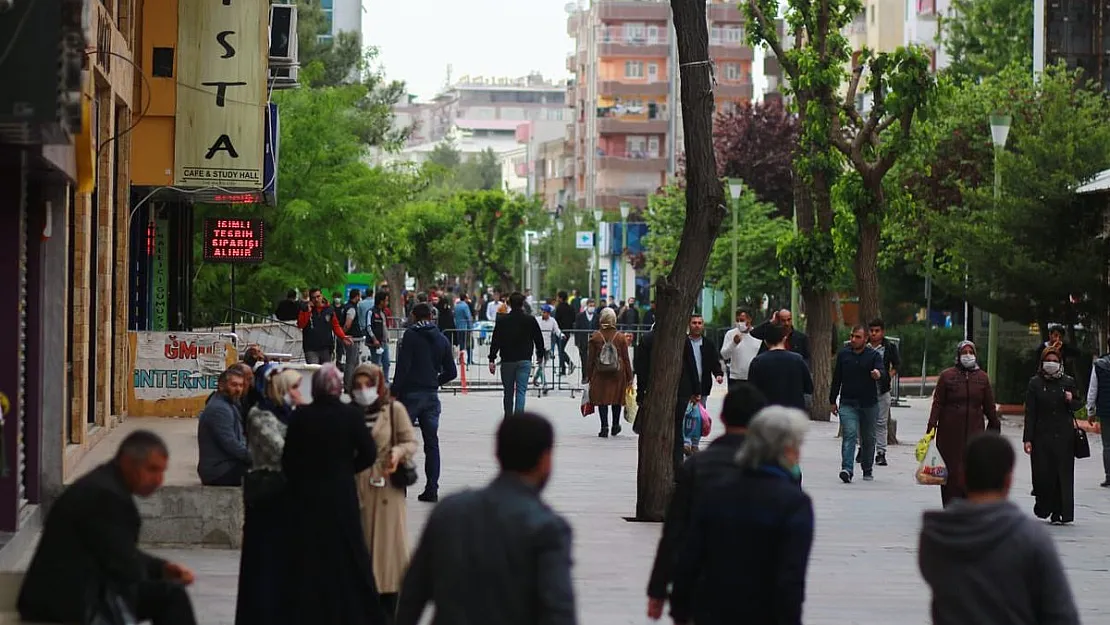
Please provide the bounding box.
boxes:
[586,307,633,438]
[926,340,1000,506]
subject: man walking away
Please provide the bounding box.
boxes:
[555,291,576,376]
[396,413,576,625]
[368,293,391,382]
[646,384,768,620]
[275,289,300,321]
[196,367,250,486]
[748,323,813,411]
[19,431,199,625]
[391,303,458,503]
[297,288,351,364]
[617,297,640,331]
[1086,337,1110,486]
[919,433,1080,625]
[867,318,901,466]
[719,308,762,391]
[489,292,545,417]
[341,289,366,390]
[830,325,884,483]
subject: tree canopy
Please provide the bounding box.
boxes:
[942,0,1033,83]
[713,99,798,219]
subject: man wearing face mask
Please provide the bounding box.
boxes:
[396,413,575,625]
[719,308,762,391]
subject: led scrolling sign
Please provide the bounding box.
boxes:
[203,218,265,262]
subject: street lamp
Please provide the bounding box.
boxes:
[573,212,583,227]
[727,178,743,317]
[593,208,604,301]
[986,113,1011,387]
[619,202,631,303]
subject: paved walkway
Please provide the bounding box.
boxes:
[151,393,1110,625]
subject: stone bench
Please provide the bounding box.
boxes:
[137,484,244,549]
[0,572,54,624]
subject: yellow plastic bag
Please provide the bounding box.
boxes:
[623,387,638,424]
[915,435,948,486]
[915,430,936,463]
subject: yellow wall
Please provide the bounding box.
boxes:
[131,0,178,186]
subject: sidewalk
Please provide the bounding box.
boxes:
[139,392,1110,625]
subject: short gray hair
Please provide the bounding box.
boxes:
[735,407,810,470]
[116,430,169,461]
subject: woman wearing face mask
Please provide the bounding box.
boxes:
[1024,347,1083,524]
[235,364,303,625]
[669,406,814,625]
[926,341,1001,507]
[351,363,418,624]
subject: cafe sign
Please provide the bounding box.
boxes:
[174,0,268,189]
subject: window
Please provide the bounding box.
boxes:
[726,26,744,44]
[647,136,660,157]
[627,136,647,156]
[647,25,660,43]
[869,4,875,24]
[724,63,741,80]
[625,23,646,43]
[625,61,645,78]
[647,62,659,82]
[710,26,722,44]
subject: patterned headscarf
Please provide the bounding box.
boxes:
[955,340,979,370]
[1039,346,1065,379]
[311,363,345,399]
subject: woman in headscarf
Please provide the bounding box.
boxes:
[351,363,418,625]
[586,307,633,438]
[1024,346,1083,524]
[281,364,385,624]
[926,340,1001,507]
[234,364,302,625]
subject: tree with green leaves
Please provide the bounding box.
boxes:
[942,0,1033,83]
[644,185,792,310]
[426,141,503,191]
[892,63,1110,331]
[453,190,543,292]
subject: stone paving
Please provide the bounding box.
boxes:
[150,392,1110,625]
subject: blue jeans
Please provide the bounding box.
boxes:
[840,402,879,475]
[500,361,532,416]
[370,342,390,383]
[402,391,440,494]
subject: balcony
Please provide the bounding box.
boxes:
[598,115,670,134]
[596,187,654,209]
[709,44,754,61]
[566,54,576,73]
[599,39,670,58]
[598,154,667,172]
[708,3,744,23]
[715,82,754,101]
[567,12,580,36]
[599,80,670,97]
[598,0,670,21]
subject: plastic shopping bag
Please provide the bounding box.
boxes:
[915,436,948,486]
[699,402,712,437]
[623,387,638,424]
[915,430,936,463]
[580,383,595,417]
[682,402,701,445]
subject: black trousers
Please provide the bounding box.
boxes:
[205,464,247,487]
[136,581,197,625]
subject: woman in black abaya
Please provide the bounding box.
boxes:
[1024,347,1082,524]
[282,364,385,624]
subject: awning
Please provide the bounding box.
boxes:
[1076,168,1110,194]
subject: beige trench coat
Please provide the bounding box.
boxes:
[355,399,419,594]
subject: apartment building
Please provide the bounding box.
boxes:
[904,0,949,72]
[566,0,773,213]
[1038,0,1110,90]
[320,0,363,42]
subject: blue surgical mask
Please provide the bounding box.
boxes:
[788,464,802,481]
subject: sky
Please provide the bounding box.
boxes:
[363,0,576,100]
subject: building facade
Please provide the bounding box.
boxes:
[321,0,363,42]
[566,0,776,214]
[1038,0,1110,89]
[903,0,948,72]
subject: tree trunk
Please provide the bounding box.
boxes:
[855,217,882,324]
[804,286,835,422]
[384,264,405,319]
[635,0,726,521]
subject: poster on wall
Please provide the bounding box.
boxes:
[173,0,268,189]
[130,332,236,415]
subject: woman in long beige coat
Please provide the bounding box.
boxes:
[587,307,633,438]
[350,363,418,622]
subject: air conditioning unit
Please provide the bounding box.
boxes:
[269,4,298,66]
[269,65,300,90]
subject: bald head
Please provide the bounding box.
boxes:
[777,309,794,332]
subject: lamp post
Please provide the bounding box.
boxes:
[573,212,585,293]
[593,208,604,301]
[986,113,1011,386]
[727,179,743,316]
[619,202,631,302]
[555,217,564,269]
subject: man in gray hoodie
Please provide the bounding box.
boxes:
[919,432,1080,625]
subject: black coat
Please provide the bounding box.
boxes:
[573,311,599,351]
[671,467,814,625]
[1023,373,1082,521]
[282,396,383,625]
[752,321,811,365]
[677,337,723,401]
[18,462,169,622]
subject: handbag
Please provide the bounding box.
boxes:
[85,583,137,625]
[243,469,286,506]
[388,402,419,489]
[1073,418,1091,459]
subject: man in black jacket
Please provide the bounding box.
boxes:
[397,413,575,625]
[830,325,884,483]
[19,431,198,625]
[867,318,901,466]
[752,308,811,365]
[392,303,458,503]
[673,315,724,473]
[646,384,768,619]
[572,300,599,382]
[489,292,546,417]
[554,291,576,376]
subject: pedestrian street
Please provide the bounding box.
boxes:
[147,393,1110,625]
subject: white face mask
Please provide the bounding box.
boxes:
[1042,361,1062,375]
[959,354,977,368]
[282,392,294,406]
[586,307,595,315]
[353,387,379,407]
[737,321,749,331]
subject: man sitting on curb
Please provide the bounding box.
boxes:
[196,367,250,486]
